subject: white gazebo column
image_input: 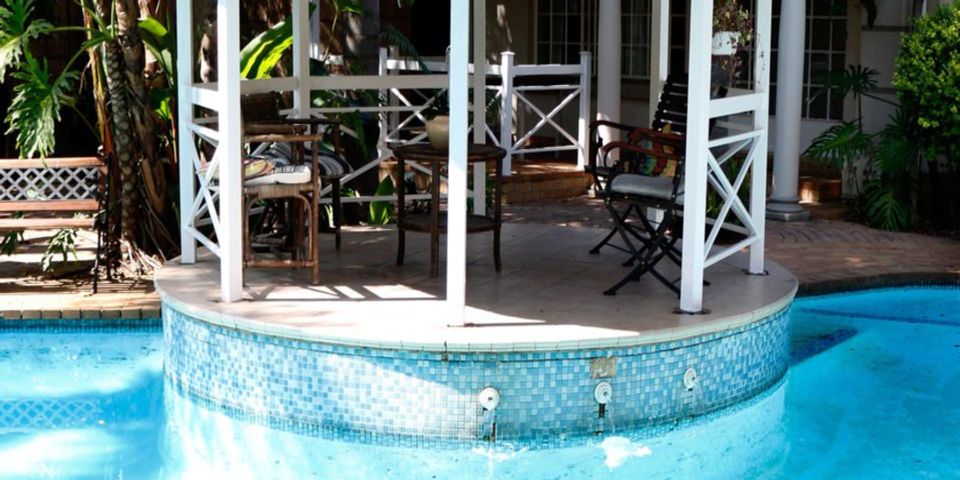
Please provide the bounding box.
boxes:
[768,0,810,221]
[217,0,244,302]
[596,0,621,147]
[648,0,670,126]
[176,0,195,264]
[471,0,487,215]
[446,0,470,325]
[678,0,713,314]
[292,0,311,117]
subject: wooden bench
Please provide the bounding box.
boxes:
[0,157,109,292]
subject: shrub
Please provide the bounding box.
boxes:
[893,3,960,162]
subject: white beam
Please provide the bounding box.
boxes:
[292,0,311,117]
[649,0,670,126]
[446,0,470,325]
[176,0,196,264]
[472,0,487,215]
[679,0,713,314]
[577,51,592,170]
[750,0,773,273]
[596,0,621,148]
[768,0,809,221]
[217,0,243,302]
[499,51,515,174]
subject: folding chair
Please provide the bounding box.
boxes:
[599,128,687,296]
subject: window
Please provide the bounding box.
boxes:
[535,0,658,80]
[771,0,848,120]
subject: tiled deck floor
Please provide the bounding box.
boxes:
[3,196,958,320]
[156,223,796,351]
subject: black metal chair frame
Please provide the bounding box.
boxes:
[599,131,687,296]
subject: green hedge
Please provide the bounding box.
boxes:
[893,2,960,161]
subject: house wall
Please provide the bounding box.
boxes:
[479,0,922,156]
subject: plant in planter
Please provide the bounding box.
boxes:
[712,0,754,85]
[423,90,450,150]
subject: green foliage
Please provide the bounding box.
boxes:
[819,65,878,101]
[139,17,175,83]
[5,56,78,159]
[805,122,872,168]
[40,226,78,272]
[893,2,960,161]
[240,17,294,80]
[368,176,395,225]
[0,213,23,256]
[0,0,51,81]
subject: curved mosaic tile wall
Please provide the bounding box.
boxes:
[163,305,791,444]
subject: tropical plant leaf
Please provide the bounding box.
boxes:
[240,17,294,79]
[41,226,78,272]
[5,56,78,158]
[804,121,872,168]
[139,16,176,82]
[0,0,52,81]
[330,0,363,15]
[864,182,910,231]
[369,176,395,225]
[380,24,427,71]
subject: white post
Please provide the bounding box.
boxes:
[649,0,670,126]
[596,0,622,149]
[471,0,487,215]
[577,51,592,170]
[768,0,809,221]
[309,0,322,61]
[446,0,470,325]
[292,0,311,118]
[176,0,196,264]
[217,0,244,302]
[750,0,773,274]
[678,0,713,314]
[499,51,515,175]
[377,47,390,161]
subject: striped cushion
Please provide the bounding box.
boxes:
[262,142,353,177]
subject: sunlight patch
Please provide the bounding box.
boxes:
[599,436,652,469]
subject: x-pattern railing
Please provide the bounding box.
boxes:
[702,129,764,269]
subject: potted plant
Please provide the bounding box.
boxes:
[424,91,450,150]
[713,0,753,56]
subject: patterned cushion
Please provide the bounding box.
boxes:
[625,136,678,178]
[261,142,354,177]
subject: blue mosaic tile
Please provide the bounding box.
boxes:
[163,302,791,445]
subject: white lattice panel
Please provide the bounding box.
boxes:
[0,166,100,202]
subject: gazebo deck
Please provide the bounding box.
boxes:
[156,223,797,352]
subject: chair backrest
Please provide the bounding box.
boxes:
[651,73,728,136]
[241,93,283,125]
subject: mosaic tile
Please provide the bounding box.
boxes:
[163,302,791,444]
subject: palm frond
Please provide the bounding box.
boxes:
[0,0,52,81]
[5,56,78,158]
[804,121,872,168]
[864,182,910,231]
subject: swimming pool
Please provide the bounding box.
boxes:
[1,286,958,479]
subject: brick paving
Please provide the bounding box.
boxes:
[1,195,957,319]
[505,196,960,285]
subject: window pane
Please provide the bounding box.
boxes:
[810,20,830,50]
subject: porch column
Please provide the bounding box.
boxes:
[596,0,621,148]
[649,0,670,126]
[768,0,810,221]
[446,0,471,325]
[679,0,713,314]
[176,0,195,264]
[217,0,244,302]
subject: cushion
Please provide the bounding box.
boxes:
[262,142,353,177]
[244,164,312,186]
[624,135,679,178]
[610,174,684,205]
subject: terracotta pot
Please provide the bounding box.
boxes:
[712,31,740,56]
[425,116,450,150]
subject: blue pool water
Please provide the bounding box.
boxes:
[1,286,959,479]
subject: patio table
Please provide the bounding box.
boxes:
[394,144,506,277]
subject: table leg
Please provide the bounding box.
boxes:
[396,155,406,266]
[430,161,441,278]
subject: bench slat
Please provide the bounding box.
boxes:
[0,157,104,169]
[0,200,100,213]
[0,217,95,232]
